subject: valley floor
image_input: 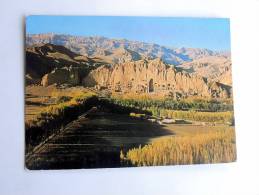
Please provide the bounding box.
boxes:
[26,110,234,169]
[25,85,236,169]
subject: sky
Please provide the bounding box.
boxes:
[26,16,231,51]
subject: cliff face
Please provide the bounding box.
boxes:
[179,56,232,85]
[83,58,231,98]
[216,66,232,86]
[41,67,80,87]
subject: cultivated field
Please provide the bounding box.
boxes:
[25,85,236,169]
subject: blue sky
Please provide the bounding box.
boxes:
[26,16,231,51]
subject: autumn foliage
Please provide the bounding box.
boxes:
[126,127,236,166]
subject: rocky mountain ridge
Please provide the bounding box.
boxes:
[25,41,233,99]
[179,56,232,85]
[26,33,230,65]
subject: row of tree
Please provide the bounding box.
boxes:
[109,98,233,112]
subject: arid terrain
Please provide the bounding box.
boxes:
[25,34,236,169]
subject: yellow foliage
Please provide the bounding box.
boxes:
[51,88,96,98]
[111,93,164,101]
[129,112,146,118]
[26,91,96,128]
[126,128,236,166]
[154,109,234,123]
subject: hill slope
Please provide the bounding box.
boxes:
[25,43,105,85]
[178,56,232,85]
[26,33,227,65]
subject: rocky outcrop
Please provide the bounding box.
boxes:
[179,56,232,84]
[26,44,108,85]
[26,43,90,83]
[83,58,231,98]
[41,67,80,87]
[216,66,232,86]
[209,82,232,98]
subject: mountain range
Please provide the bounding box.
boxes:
[26,33,230,65]
[25,33,233,99]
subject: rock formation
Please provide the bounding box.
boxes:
[179,56,232,84]
[25,39,233,99]
[25,43,106,86]
[83,58,232,98]
[216,66,232,86]
[209,82,232,98]
[41,67,80,87]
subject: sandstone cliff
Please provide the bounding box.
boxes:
[83,58,231,99]
[209,81,232,98]
[216,66,232,86]
[41,67,80,87]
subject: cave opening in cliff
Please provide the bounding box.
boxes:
[149,79,154,93]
